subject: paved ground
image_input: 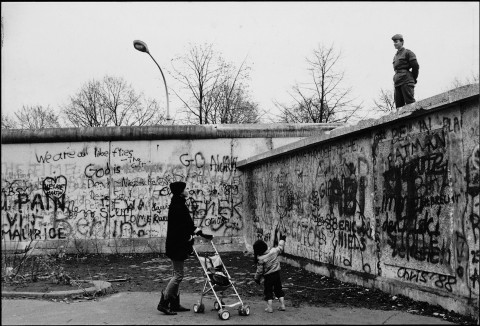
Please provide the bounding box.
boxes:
[3,252,475,324]
[2,291,454,325]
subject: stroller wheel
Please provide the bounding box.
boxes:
[218,309,230,320]
[214,300,225,311]
[238,305,250,316]
[193,303,205,313]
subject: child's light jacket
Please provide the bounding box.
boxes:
[254,240,285,282]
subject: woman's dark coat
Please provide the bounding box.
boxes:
[165,194,196,261]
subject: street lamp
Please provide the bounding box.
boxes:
[133,40,172,123]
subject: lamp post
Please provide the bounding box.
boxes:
[133,40,171,123]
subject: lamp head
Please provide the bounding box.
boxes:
[133,40,149,54]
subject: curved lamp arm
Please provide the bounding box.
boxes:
[133,40,171,122]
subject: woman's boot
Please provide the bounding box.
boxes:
[170,292,190,312]
[157,290,177,315]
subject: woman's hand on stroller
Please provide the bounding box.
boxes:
[202,233,214,240]
[194,228,213,240]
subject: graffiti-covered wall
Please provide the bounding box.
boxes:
[238,84,479,317]
[1,124,340,254]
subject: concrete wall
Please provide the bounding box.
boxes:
[237,84,479,317]
[1,123,340,254]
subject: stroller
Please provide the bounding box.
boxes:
[192,237,250,320]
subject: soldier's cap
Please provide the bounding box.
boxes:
[170,181,186,195]
[391,34,403,41]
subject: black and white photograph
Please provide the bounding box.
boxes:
[1,2,479,325]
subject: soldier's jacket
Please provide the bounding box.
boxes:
[393,47,419,87]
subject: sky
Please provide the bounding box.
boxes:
[1,2,479,124]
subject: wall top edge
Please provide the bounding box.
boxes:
[0,123,344,144]
[236,84,480,169]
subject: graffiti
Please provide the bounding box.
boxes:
[381,209,453,265]
[180,152,206,168]
[367,111,480,304]
[377,127,457,268]
[2,146,245,243]
[84,163,121,178]
[1,209,68,241]
[337,218,368,251]
[111,147,148,169]
[35,149,78,163]
[468,125,480,144]
[391,123,414,142]
[363,263,372,274]
[470,268,479,289]
[372,129,387,166]
[4,189,68,213]
[249,141,375,279]
[43,176,67,199]
[388,130,447,167]
[246,109,478,310]
[2,226,67,241]
[290,242,322,262]
[2,212,41,240]
[391,264,457,292]
[472,250,480,264]
[466,145,480,197]
[255,227,271,242]
[442,116,462,133]
[94,146,109,157]
[111,147,132,158]
[337,230,366,251]
[313,214,338,234]
[188,194,243,233]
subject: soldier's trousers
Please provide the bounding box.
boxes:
[394,84,415,108]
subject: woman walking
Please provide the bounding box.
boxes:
[157,181,211,315]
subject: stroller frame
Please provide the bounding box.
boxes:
[192,238,250,320]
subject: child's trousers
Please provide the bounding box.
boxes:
[263,271,285,301]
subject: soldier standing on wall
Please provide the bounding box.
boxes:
[392,34,420,108]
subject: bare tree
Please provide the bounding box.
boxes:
[215,84,261,123]
[169,43,219,124]
[274,43,362,123]
[169,43,258,124]
[1,114,18,129]
[373,88,396,113]
[447,72,479,90]
[211,61,261,124]
[62,75,166,127]
[63,79,107,127]
[11,105,61,129]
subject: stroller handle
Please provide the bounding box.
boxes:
[194,233,214,241]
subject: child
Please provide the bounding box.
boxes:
[253,232,286,313]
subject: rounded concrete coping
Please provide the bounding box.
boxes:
[1,280,112,299]
[1,123,343,144]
